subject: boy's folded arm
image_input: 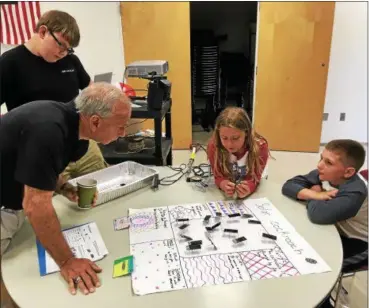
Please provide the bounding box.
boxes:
[306,192,366,225]
[282,169,321,199]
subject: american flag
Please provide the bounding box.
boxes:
[0,1,41,45]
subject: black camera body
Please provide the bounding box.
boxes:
[147,77,172,110]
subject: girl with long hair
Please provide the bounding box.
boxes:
[207,107,269,198]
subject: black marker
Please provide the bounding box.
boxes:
[204,215,211,222]
[211,222,221,230]
[248,220,261,224]
[177,218,189,222]
[224,229,238,234]
[179,224,189,230]
[206,226,213,231]
[242,214,253,219]
[228,213,241,218]
[233,236,247,244]
[262,233,277,240]
[190,240,203,246]
[305,258,317,264]
[187,244,201,251]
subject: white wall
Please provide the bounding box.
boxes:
[321,2,368,143]
[1,2,125,85]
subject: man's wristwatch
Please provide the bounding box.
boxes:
[59,182,73,195]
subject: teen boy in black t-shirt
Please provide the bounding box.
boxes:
[0,10,107,182]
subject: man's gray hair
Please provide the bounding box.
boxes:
[75,82,130,117]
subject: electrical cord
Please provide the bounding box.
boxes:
[192,163,212,178]
[158,144,212,186]
[114,146,156,155]
[159,164,187,186]
[114,135,157,154]
[125,118,148,129]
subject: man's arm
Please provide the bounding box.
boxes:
[306,191,367,224]
[55,174,75,195]
[23,186,74,267]
[55,175,80,203]
[55,175,68,194]
[15,116,101,295]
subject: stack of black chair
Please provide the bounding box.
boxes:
[191,30,220,131]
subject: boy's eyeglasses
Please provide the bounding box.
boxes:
[49,31,74,55]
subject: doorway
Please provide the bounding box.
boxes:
[190,1,258,144]
[120,2,333,152]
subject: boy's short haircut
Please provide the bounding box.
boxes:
[35,10,80,47]
[325,139,366,172]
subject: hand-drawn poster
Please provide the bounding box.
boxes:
[129,198,331,295]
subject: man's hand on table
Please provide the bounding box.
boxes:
[60,257,102,295]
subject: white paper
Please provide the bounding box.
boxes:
[38,222,108,275]
[128,198,331,295]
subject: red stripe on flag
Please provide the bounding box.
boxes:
[35,1,41,19]
[0,2,41,45]
[1,5,11,44]
[7,5,19,44]
[28,1,36,33]
[14,4,25,43]
[0,7,5,43]
[21,1,31,40]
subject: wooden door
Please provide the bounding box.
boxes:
[254,2,335,152]
[120,2,192,149]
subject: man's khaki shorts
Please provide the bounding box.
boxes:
[61,140,109,181]
[1,208,25,255]
[1,141,106,255]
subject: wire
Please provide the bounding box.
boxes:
[192,163,212,178]
[114,146,156,155]
[159,164,187,186]
[158,144,213,186]
[125,118,148,128]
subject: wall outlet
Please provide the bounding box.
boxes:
[340,113,346,121]
[323,113,329,121]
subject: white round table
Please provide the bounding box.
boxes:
[1,167,342,308]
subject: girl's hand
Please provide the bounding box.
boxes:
[220,180,236,197]
[236,181,251,199]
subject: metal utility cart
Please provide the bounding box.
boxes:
[99,97,173,166]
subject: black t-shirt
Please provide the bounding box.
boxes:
[0,45,90,111]
[0,100,89,210]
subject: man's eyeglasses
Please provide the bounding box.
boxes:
[49,31,74,55]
